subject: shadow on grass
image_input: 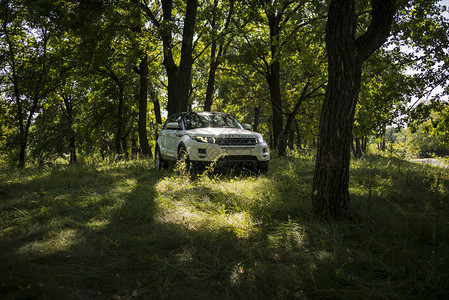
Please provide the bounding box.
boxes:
[0,162,252,299]
[0,162,161,298]
[1,156,449,299]
[349,155,449,214]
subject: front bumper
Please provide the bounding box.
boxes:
[185,140,270,164]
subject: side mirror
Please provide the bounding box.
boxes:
[166,122,180,130]
[243,124,252,130]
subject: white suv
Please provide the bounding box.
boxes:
[155,112,270,172]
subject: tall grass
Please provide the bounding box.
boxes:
[1,155,448,299]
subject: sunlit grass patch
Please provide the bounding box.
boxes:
[1,156,449,299]
[17,228,81,255]
[155,174,261,238]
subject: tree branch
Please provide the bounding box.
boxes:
[356,0,396,61]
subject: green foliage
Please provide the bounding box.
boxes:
[351,1,449,146]
[386,124,448,157]
[223,0,327,151]
[1,0,448,164]
[0,0,79,167]
[428,103,449,146]
[356,52,414,138]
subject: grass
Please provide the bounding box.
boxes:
[1,154,448,299]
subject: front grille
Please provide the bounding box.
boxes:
[214,137,257,145]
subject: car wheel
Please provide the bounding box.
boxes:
[257,161,269,174]
[155,147,165,170]
[177,145,191,171]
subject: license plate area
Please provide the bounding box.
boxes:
[226,149,251,156]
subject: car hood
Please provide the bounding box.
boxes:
[185,127,261,137]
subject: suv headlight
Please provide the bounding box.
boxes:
[256,135,265,144]
[192,136,215,143]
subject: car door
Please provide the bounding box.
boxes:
[165,114,183,158]
[158,115,171,157]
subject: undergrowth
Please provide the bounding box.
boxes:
[1,155,448,299]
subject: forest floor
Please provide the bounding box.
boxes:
[1,154,448,299]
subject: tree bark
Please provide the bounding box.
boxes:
[353,137,363,158]
[61,95,76,164]
[253,105,261,132]
[204,0,219,112]
[282,81,310,151]
[101,65,127,158]
[149,83,162,124]
[204,39,218,112]
[3,2,28,168]
[362,137,367,154]
[295,119,302,149]
[4,12,50,167]
[267,60,285,155]
[138,55,152,157]
[312,0,396,218]
[162,0,198,116]
[266,9,285,155]
[116,83,125,157]
[380,136,386,151]
[139,0,198,116]
[204,0,234,112]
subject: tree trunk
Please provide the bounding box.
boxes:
[116,84,125,157]
[18,97,39,168]
[163,0,198,116]
[353,137,363,158]
[268,115,273,149]
[140,0,198,117]
[267,62,285,155]
[362,137,367,154]
[295,119,302,149]
[265,9,285,156]
[18,130,27,168]
[131,129,138,158]
[288,127,294,150]
[204,0,218,112]
[69,130,76,164]
[312,0,396,218]
[148,83,162,124]
[15,84,26,168]
[4,6,27,168]
[138,55,152,157]
[253,105,261,132]
[283,82,310,153]
[204,39,217,112]
[62,95,77,164]
[121,135,128,158]
[166,67,190,116]
[312,57,362,217]
[203,0,234,112]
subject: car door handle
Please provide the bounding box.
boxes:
[176,133,184,137]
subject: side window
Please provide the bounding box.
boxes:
[163,115,173,130]
[164,114,182,130]
[174,115,182,129]
[184,114,194,129]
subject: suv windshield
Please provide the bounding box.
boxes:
[185,113,243,130]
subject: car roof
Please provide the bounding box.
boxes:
[180,111,230,117]
[185,111,225,115]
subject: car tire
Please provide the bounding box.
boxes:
[257,161,269,173]
[177,145,191,171]
[155,147,165,170]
